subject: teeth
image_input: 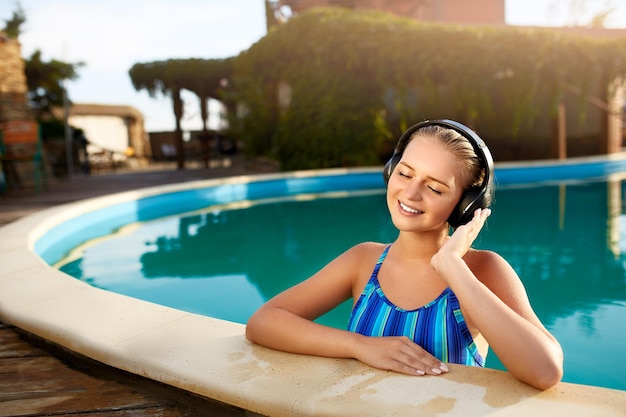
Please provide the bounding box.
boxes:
[400,202,421,214]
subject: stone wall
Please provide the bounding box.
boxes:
[1,32,40,190]
[0,31,32,123]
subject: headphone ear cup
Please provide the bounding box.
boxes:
[383,155,400,185]
[448,188,486,228]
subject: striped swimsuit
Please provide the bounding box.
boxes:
[347,245,485,366]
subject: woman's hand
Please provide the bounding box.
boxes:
[432,208,491,272]
[352,334,449,376]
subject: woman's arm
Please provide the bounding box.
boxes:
[245,245,361,357]
[431,209,563,390]
[246,243,449,376]
[246,245,373,358]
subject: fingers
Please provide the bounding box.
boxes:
[389,338,450,377]
[394,358,450,376]
[457,208,490,241]
[472,207,491,227]
[401,352,449,376]
[473,208,491,237]
[355,332,450,377]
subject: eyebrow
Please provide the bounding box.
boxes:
[398,161,453,188]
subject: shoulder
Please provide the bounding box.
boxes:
[339,242,389,284]
[321,242,387,271]
[339,242,388,268]
[465,248,508,268]
[354,242,392,263]
[464,249,522,291]
[349,241,389,257]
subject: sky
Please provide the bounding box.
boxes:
[2,0,626,133]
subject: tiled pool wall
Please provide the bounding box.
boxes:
[36,155,626,265]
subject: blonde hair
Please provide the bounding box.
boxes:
[410,125,484,191]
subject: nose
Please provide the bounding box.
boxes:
[404,180,423,201]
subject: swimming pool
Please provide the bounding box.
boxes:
[2,160,626,416]
[39,160,626,392]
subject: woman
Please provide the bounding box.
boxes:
[246,119,563,390]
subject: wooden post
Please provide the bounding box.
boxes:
[172,87,185,170]
[606,76,625,154]
[551,102,567,160]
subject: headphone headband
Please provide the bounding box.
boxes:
[383,119,494,227]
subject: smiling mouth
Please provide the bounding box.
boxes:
[399,201,423,214]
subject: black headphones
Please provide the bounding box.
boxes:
[383,119,494,228]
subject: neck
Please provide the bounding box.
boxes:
[393,227,449,261]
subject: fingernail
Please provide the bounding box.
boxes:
[439,363,449,372]
[431,368,442,375]
[416,369,425,375]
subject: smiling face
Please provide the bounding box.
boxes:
[386,136,465,233]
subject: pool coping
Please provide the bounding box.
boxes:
[1,164,625,416]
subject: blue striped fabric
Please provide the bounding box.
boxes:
[347,245,485,367]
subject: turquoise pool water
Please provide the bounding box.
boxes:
[39,166,626,391]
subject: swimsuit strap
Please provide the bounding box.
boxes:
[371,244,391,279]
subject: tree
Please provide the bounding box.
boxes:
[548,0,617,27]
[231,8,626,167]
[589,8,615,28]
[1,1,25,38]
[129,58,234,170]
[24,50,83,120]
[2,4,83,121]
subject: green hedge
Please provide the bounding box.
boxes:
[229,7,626,169]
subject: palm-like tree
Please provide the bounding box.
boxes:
[129,58,233,169]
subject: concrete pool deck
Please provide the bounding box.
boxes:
[1,160,625,416]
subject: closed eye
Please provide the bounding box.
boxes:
[397,171,411,179]
[428,186,443,195]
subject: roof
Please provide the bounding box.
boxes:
[52,103,144,121]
